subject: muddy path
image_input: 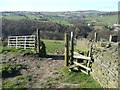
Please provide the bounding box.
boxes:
[1,52,65,88]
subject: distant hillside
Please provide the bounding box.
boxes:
[1,10,118,25]
[1,10,118,40]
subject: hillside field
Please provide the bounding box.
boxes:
[85,15,117,26]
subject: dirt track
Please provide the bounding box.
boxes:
[2,52,65,88]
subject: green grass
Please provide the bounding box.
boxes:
[1,39,91,55]
[3,15,72,26]
[3,15,26,20]
[3,75,32,88]
[1,63,32,88]
[61,67,102,88]
[1,63,26,78]
[41,67,102,88]
[0,45,34,54]
[0,39,65,54]
[43,39,64,54]
[44,39,90,55]
[2,14,37,20]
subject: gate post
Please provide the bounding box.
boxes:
[94,32,98,42]
[109,35,112,43]
[64,32,69,66]
[70,31,74,65]
[37,28,40,56]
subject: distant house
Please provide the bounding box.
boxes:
[87,23,91,26]
[113,23,120,27]
[109,27,118,43]
[113,29,119,32]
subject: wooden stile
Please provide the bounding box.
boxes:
[64,31,93,75]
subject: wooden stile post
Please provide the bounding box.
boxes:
[87,41,93,75]
[64,32,69,66]
[109,35,112,43]
[70,32,74,65]
[88,42,92,57]
[37,28,40,56]
[94,32,98,42]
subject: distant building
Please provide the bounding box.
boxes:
[109,35,118,43]
[113,29,119,32]
[113,23,120,27]
[87,23,91,26]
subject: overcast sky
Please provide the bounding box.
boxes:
[0,0,119,12]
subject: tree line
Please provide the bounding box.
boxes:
[2,19,92,40]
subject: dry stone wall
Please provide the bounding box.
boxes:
[91,43,119,88]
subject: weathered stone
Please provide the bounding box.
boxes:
[92,43,118,88]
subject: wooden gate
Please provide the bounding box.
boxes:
[8,35,36,49]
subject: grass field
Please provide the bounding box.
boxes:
[3,15,26,20]
[49,17,73,26]
[85,15,117,26]
[43,39,90,55]
[3,15,40,20]
[43,39,65,54]
[0,39,65,54]
[2,15,72,26]
[1,38,90,55]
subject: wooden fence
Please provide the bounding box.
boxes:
[8,35,36,49]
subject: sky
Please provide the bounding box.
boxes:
[0,0,119,12]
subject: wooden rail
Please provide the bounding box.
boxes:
[73,54,91,61]
[73,61,91,71]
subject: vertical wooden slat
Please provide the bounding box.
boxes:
[64,32,69,66]
[94,32,98,42]
[24,36,26,49]
[70,31,74,65]
[16,36,18,49]
[87,41,93,75]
